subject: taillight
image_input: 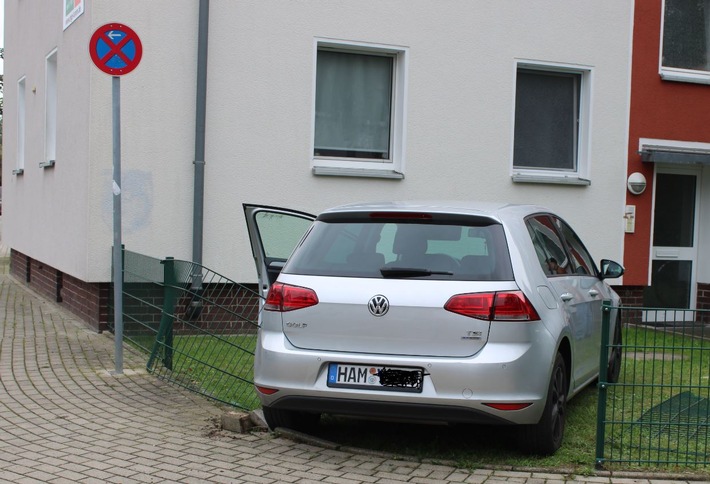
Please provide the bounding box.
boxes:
[255,385,279,395]
[483,402,532,411]
[264,282,319,312]
[444,291,540,321]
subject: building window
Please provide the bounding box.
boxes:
[315,50,392,160]
[512,64,590,185]
[17,77,27,173]
[312,40,407,179]
[45,50,58,165]
[661,0,710,83]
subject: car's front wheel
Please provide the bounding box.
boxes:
[517,352,568,455]
[262,406,320,433]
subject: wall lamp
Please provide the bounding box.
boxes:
[627,172,647,195]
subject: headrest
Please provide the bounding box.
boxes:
[393,227,427,255]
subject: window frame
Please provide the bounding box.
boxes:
[311,39,408,179]
[15,77,27,175]
[44,49,58,168]
[511,61,592,186]
[659,0,710,84]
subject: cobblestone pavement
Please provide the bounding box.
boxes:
[0,247,708,483]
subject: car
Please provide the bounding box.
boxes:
[243,201,624,455]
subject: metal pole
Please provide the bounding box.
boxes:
[192,0,209,269]
[148,257,177,371]
[112,75,124,375]
[187,0,210,320]
[595,301,612,469]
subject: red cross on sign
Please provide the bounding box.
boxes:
[89,23,142,76]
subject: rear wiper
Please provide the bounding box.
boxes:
[380,267,454,278]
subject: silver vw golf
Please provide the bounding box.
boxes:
[244,201,624,455]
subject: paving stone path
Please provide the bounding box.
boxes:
[0,245,705,483]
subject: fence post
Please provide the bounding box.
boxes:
[595,300,612,469]
[148,257,177,370]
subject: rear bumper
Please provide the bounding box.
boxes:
[254,320,559,426]
[265,395,514,425]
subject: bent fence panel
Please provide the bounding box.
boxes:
[110,249,263,411]
[597,302,710,468]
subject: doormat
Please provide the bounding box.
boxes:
[636,391,710,447]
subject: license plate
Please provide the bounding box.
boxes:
[327,363,423,393]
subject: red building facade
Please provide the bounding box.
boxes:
[622,0,710,319]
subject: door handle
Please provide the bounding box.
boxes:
[560,293,574,302]
[589,289,599,298]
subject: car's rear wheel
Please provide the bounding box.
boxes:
[518,352,567,455]
[262,406,320,433]
[606,317,622,384]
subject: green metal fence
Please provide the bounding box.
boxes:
[109,249,263,410]
[596,302,710,469]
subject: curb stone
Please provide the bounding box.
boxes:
[248,421,710,483]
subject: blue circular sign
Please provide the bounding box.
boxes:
[90,23,143,75]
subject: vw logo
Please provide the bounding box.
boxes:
[368,295,389,317]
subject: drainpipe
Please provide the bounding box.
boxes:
[190,0,209,309]
[192,0,209,276]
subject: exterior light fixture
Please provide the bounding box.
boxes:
[627,172,647,195]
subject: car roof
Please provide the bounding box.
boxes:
[319,200,553,222]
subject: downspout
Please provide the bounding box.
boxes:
[192,0,209,279]
[187,0,209,318]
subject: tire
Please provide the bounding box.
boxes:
[262,406,320,433]
[606,317,623,384]
[518,352,568,455]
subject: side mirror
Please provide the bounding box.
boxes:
[599,259,624,280]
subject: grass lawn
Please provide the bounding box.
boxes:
[311,385,603,474]
[130,324,710,476]
[309,326,710,476]
[131,332,260,410]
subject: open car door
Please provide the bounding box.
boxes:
[243,204,316,300]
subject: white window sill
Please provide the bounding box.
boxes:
[312,165,404,179]
[660,68,710,85]
[512,172,590,186]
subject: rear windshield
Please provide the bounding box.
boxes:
[284,220,514,281]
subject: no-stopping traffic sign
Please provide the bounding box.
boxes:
[89,23,142,76]
[89,22,143,373]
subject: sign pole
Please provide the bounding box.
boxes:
[89,22,142,375]
[112,75,124,375]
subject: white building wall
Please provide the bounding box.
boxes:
[3,0,634,285]
[3,0,93,278]
[86,2,200,281]
[698,166,710,284]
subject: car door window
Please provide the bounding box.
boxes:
[526,215,572,276]
[246,207,316,288]
[255,211,314,260]
[554,218,597,276]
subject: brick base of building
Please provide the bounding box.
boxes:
[698,283,710,324]
[611,285,645,325]
[8,252,710,332]
[10,249,110,332]
[613,284,710,325]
